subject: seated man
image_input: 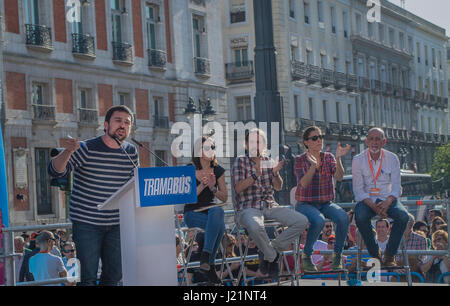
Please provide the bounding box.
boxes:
[232,128,308,279]
[352,128,409,266]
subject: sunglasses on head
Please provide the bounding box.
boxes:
[203,145,216,151]
[307,135,325,141]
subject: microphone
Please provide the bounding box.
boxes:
[131,138,169,167]
[112,136,139,171]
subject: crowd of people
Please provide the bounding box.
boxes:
[13,228,80,286]
[176,207,448,285]
[175,126,449,286]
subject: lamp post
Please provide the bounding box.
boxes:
[184,97,216,135]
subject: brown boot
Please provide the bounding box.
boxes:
[383,253,397,267]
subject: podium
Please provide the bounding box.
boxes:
[98,166,197,286]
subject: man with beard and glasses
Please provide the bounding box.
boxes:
[352,128,408,267]
[48,105,138,286]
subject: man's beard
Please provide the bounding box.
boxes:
[108,128,127,141]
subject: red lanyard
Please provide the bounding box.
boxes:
[367,150,383,188]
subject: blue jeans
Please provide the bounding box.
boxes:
[354,200,409,257]
[183,207,225,265]
[72,222,122,286]
[295,202,350,257]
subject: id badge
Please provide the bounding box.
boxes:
[369,188,381,197]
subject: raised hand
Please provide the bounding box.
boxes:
[207,172,216,190]
[306,152,320,169]
[62,138,80,154]
[272,157,285,175]
[336,142,351,158]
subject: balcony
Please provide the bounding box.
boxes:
[320,69,334,88]
[225,61,254,83]
[413,90,423,103]
[230,10,246,23]
[306,65,320,84]
[382,82,393,96]
[346,74,357,92]
[334,72,347,90]
[153,115,169,129]
[371,80,382,94]
[112,42,133,66]
[148,49,167,70]
[358,77,370,92]
[291,60,307,81]
[25,24,53,52]
[193,57,211,78]
[403,88,412,100]
[78,108,98,126]
[393,86,402,98]
[32,104,55,123]
[72,33,96,59]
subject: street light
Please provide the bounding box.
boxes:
[183,97,216,122]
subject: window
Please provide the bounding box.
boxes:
[79,89,91,109]
[355,13,362,34]
[230,0,246,23]
[35,148,53,215]
[336,102,340,123]
[330,6,336,34]
[308,98,314,120]
[289,0,295,19]
[294,95,300,119]
[304,1,310,24]
[322,100,327,122]
[420,115,425,132]
[342,11,348,38]
[389,28,395,47]
[399,32,405,50]
[234,47,248,67]
[317,1,324,27]
[424,45,428,66]
[154,97,164,118]
[320,54,326,68]
[368,22,373,38]
[417,42,421,63]
[432,48,436,67]
[427,117,432,133]
[111,0,125,43]
[408,36,413,53]
[155,150,167,167]
[119,92,133,111]
[306,49,313,65]
[24,0,39,24]
[192,15,206,58]
[236,96,252,121]
[32,83,45,105]
[347,104,352,124]
[146,4,158,50]
[438,51,442,69]
[379,23,384,43]
[290,44,298,61]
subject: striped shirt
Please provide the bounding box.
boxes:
[295,152,337,203]
[231,155,278,211]
[48,136,138,226]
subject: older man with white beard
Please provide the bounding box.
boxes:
[352,128,409,267]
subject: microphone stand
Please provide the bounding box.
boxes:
[131,138,169,167]
[112,136,139,175]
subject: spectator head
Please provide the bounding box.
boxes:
[429,209,442,222]
[57,229,67,241]
[21,233,30,244]
[192,136,218,169]
[413,220,429,235]
[375,219,390,240]
[245,128,268,158]
[322,221,334,239]
[302,126,323,151]
[415,230,427,239]
[223,234,237,257]
[438,224,448,232]
[431,216,446,235]
[14,236,25,253]
[36,231,56,253]
[175,235,182,257]
[431,230,448,250]
[62,242,76,259]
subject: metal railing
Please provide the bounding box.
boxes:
[3,199,448,286]
[32,104,55,121]
[112,41,133,64]
[193,57,211,76]
[78,108,98,124]
[25,24,53,49]
[72,33,95,58]
[225,61,254,81]
[148,49,167,69]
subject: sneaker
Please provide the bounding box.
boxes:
[302,253,318,272]
[268,253,280,279]
[258,251,269,275]
[383,253,397,267]
[199,251,211,271]
[331,253,343,270]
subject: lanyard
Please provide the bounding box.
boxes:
[367,150,384,188]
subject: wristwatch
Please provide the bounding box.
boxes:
[251,172,258,181]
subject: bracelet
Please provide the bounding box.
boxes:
[251,173,258,181]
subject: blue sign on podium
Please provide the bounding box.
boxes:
[135,165,197,208]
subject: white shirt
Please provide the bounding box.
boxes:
[352,149,402,203]
[376,238,389,252]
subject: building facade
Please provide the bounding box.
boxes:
[1,0,227,226]
[221,0,448,179]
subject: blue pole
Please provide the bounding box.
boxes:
[0,124,9,228]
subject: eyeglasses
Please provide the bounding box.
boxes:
[63,249,75,253]
[307,135,324,142]
[329,240,336,245]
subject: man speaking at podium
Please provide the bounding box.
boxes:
[48,105,139,286]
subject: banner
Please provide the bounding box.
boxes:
[0,124,9,228]
[136,165,197,208]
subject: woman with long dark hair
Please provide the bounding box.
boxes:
[183,136,227,284]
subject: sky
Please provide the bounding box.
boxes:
[389,0,450,36]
